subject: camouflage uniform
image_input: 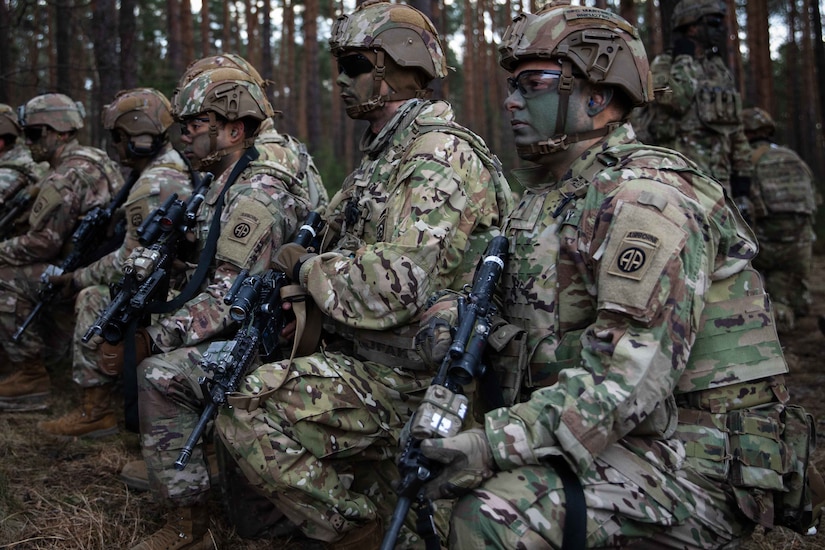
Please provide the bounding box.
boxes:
[655,53,752,192]
[649,0,752,199]
[257,117,328,211]
[0,104,48,238]
[412,4,815,549]
[71,142,191,388]
[134,67,315,527]
[0,116,122,406]
[448,123,787,548]
[744,108,818,332]
[137,145,313,505]
[213,5,513,545]
[215,93,512,545]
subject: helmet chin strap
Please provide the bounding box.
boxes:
[516,60,616,161]
[345,50,430,118]
[191,112,255,170]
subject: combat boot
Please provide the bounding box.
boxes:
[324,518,383,550]
[37,385,118,439]
[130,504,210,550]
[120,445,220,492]
[0,360,50,411]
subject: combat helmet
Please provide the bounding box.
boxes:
[0,103,21,138]
[103,88,174,159]
[329,0,448,116]
[498,0,652,159]
[742,107,775,136]
[671,0,726,31]
[173,67,272,169]
[18,93,85,132]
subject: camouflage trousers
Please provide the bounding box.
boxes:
[0,263,73,364]
[215,348,444,546]
[138,343,213,507]
[449,456,752,549]
[72,284,115,387]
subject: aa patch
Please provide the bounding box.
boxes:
[607,230,661,281]
[126,202,147,235]
[29,184,62,229]
[217,196,273,268]
[600,202,687,314]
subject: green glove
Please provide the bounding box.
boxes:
[419,428,495,500]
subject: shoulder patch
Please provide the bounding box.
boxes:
[29,183,63,230]
[216,196,275,268]
[600,202,687,316]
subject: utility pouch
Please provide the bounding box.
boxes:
[774,404,816,533]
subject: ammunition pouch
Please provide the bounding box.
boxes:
[676,384,816,532]
[485,317,528,407]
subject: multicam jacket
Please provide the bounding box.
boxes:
[298,99,512,338]
[146,147,313,351]
[0,139,123,266]
[655,52,752,187]
[0,143,47,203]
[486,123,792,525]
[72,143,192,288]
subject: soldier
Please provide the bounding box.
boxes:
[648,0,753,217]
[127,66,315,549]
[36,88,192,439]
[0,103,47,214]
[413,2,818,547]
[0,93,123,411]
[214,1,513,548]
[175,52,329,211]
[742,107,818,333]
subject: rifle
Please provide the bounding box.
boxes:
[174,211,325,470]
[12,170,141,342]
[81,172,214,345]
[381,235,508,550]
[0,184,37,240]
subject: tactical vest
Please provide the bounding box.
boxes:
[751,143,817,216]
[327,110,512,372]
[546,143,813,533]
[257,131,326,210]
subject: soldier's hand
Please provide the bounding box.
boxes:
[415,295,459,368]
[419,428,495,500]
[273,242,316,282]
[48,272,77,299]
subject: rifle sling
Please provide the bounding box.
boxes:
[148,146,259,315]
[280,283,322,363]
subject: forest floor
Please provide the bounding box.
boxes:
[3,254,825,549]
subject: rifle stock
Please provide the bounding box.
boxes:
[380,235,508,550]
[173,211,325,470]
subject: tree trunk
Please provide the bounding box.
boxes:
[181,0,195,67]
[120,0,138,90]
[745,0,773,112]
[55,0,72,95]
[167,0,184,77]
[91,0,120,145]
[200,0,211,58]
[304,0,321,149]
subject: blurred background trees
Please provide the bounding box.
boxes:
[1,0,823,206]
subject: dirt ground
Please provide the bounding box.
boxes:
[2,255,825,549]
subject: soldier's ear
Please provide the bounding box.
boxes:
[586,88,613,117]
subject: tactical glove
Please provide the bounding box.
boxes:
[419,428,495,500]
[414,292,460,368]
[273,242,316,283]
[47,272,77,299]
